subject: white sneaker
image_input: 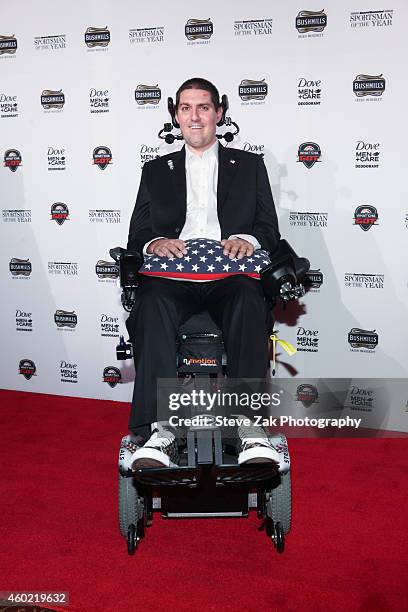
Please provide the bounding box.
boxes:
[131,422,179,470]
[235,418,280,467]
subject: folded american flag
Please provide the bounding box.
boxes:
[139,238,271,281]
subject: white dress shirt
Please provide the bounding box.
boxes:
[143,141,260,254]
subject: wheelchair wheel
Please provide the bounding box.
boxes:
[266,470,291,534]
[272,521,285,553]
[127,524,137,555]
[118,473,144,539]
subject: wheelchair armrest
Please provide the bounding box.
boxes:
[109,246,143,312]
[261,239,310,302]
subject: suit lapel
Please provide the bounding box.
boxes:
[166,147,186,214]
[217,144,240,212]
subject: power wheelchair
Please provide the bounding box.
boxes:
[112,92,309,554]
[111,239,309,555]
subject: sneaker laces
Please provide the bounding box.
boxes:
[236,421,274,451]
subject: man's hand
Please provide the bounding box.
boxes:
[147,238,187,258]
[221,238,254,260]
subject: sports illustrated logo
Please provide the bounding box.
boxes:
[9,258,32,277]
[350,10,393,29]
[355,141,380,168]
[103,366,121,388]
[344,273,384,289]
[296,383,319,407]
[2,209,31,223]
[60,360,78,384]
[89,209,120,223]
[296,10,327,37]
[348,328,378,351]
[47,146,66,171]
[239,79,268,104]
[304,269,323,291]
[0,92,19,118]
[353,74,385,100]
[41,89,65,111]
[405,213,408,229]
[95,260,119,281]
[242,142,265,157]
[129,26,165,44]
[90,88,110,113]
[93,146,112,170]
[297,327,319,352]
[34,34,66,51]
[19,359,36,380]
[134,84,161,107]
[16,309,33,332]
[85,26,110,49]
[4,149,22,172]
[298,78,322,106]
[54,309,77,329]
[50,202,69,225]
[0,34,17,56]
[290,212,328,227]
[353,205,378,231]
[297,142,321,168]
[100,314,120,337]
[48,261,78,276]
[345,386,374,412]
[234,18,273,37]
[185,18,214,44]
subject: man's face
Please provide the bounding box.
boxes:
[175,88,223,154]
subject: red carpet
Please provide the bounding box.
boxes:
[0,390,407,612]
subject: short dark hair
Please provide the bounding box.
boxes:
[175,77,221,110]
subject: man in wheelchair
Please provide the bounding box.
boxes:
[125,77,289,471]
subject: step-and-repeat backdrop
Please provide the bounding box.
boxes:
[1,1,407,432]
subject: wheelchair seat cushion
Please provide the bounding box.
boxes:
[139,238,271,281]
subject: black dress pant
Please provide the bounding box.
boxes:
[126,275,270,431]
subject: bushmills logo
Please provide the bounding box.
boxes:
[9,258,32,277]
[95,260,119,280]
[297,327,319,352]
[103,366,121,387]
[93,146,112,170]
[290,212,328,227]
[298,78,322,105]
[354,205,378,230]
[16,309,33,332]
[296,383,319,407]
[239,79,268,102]
[19,359,36,380]
[297,142,321,168]
[129,26,164,44]
[304,269,323,290]
[41,89,65,109]
[234,18,273,37]
[51,202,69,225]
[185,18,214,41]
[296,10,327,34]
[85,27,110,48]
[344,273,384,289]
[4,149,22,172]
[0,93,18,118]
[353,74,385,98]
[0,34,17,55]
[134,84,161,106]
[54,309,77,329]
[350,11,393,28]
[348,328,378,350]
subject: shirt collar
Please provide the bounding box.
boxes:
[186,139,219,162]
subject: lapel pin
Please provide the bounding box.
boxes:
[229,159,236,164]
[168,160,174,170]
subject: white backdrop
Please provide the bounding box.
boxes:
[1,1,407,432]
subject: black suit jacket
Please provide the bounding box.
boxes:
[127,143,280,255]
